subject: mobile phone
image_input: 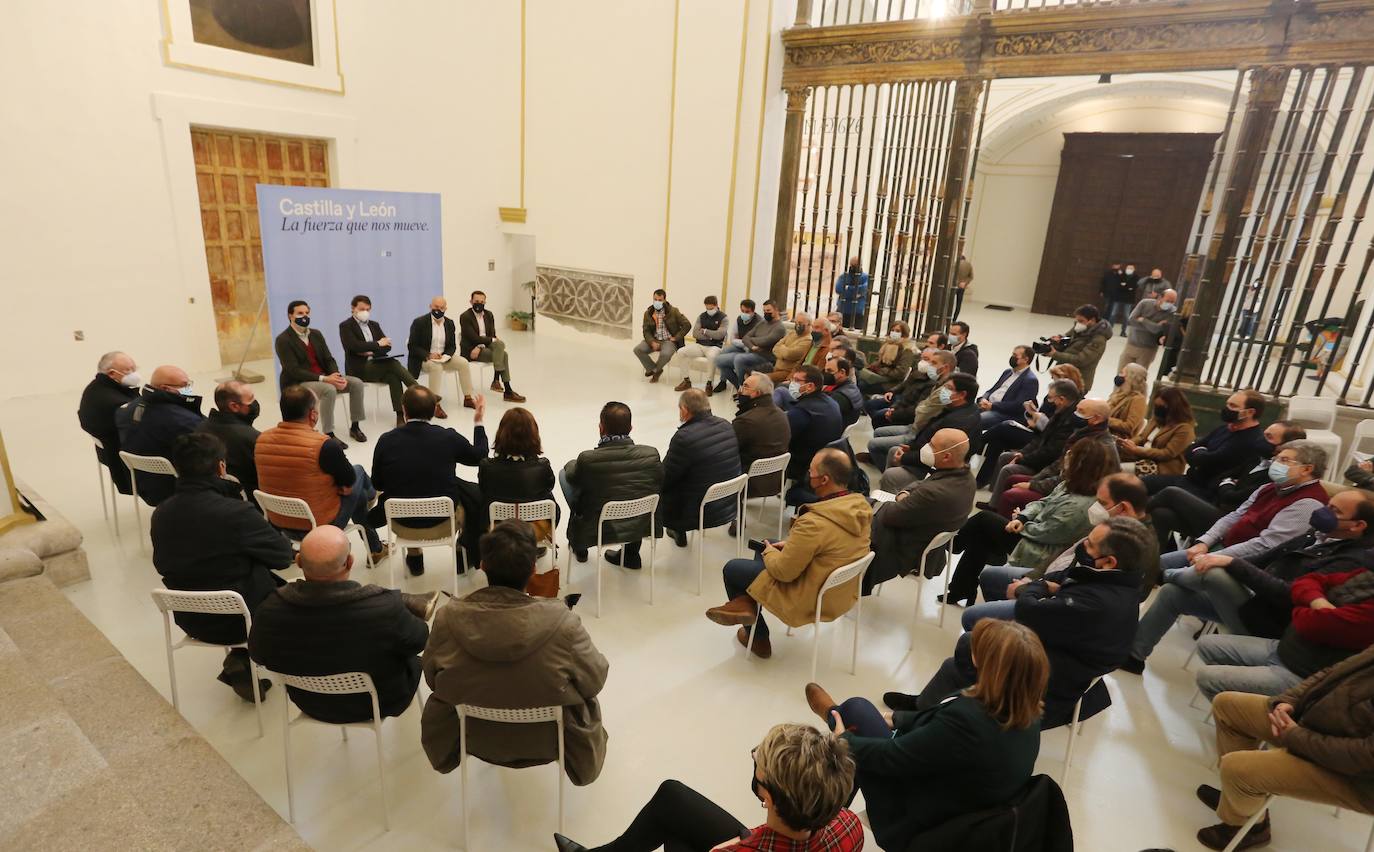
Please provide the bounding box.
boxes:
[748,539,768,552]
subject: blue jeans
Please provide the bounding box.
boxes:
[866,425,913,472]
[724,557,769,640]
[863,398,891,420]
[715,345,771,390]
[1130,557,1250,660]
[1106,299,1132,333]
[835,697,894,739]
[1195,635,1303,701]
[960,563,1031,630]
[333,465,381,551]
[978,409,1012,430]
[961,599,1017,632]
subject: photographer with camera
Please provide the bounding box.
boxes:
[1046,304,1113,393]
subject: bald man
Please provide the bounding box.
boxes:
[407,296,475,412]
[198,380,261,501]
[994,397,1118,518]
[249,526,435,724]
[1119,286,1178,371]
[115,364,205,505]
[79,350,141,494]
[867,428,977,594]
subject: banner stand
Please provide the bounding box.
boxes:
[215,290,269,385]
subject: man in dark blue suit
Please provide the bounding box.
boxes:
[976,345,1039,430]
[116,364,206,505]
[370,386,488,575]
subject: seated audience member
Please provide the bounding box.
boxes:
[478,407,558,528]
[1046,303,1113,393]
[947,320,979,376]
[561,402,665,568]
[878,372,981,492]
[371,386,488,575]
[79,350,141,494]
[1106,363,1148,438]
[867,429,976,594]
[255,385,387,561]
[891,517,1146,729]
[943,439,1117,607]
[275,299,366,444]
[806,619,1048,852]
[976,345,1038,430]
[1147,419,1306,552]
[632,288,691,383]
[705,449,872,659]
[339,294,423,427]
[1048,362,1085,396]
[732,373,791,536]
[707,299,761,394]
[1117,386,1196,478]
[1194,566,1374,702]
[822,358,861,426]
[923,329,950,353]
[768,312,823,382]
[1346,456,1374,491]
[610,389,739,564]
[407,295,475,411]
[668,295,728,391]
[153,433,293,701]
[715,299,785,391]
[1143,389,1270,497]
[249,526,433,723]
[783,364,843,484]
[1193,648,1374,850]
[993,397,1115,517]
[197,380,261,501]
[965,473,1155,629]
[1121,441,1332,674]
[860,349,956,471]
[459,289,526,402]
[116,364,206,506]
[861,346,932,423]
[857,320,916,394]
[977,379,1082,491]
[422,520,609,785]
[554,723,860,852]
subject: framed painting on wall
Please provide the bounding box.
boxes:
[160,0,344,93]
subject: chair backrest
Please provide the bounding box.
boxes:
[1287,395,1337,430]
[150,589,251,625]
[385,496,456,523]
[253,490,319,527]
[119,451,177,477]
[922,530,956,559]
[702,473,749,506]
[818,552,876,607]
[1343,418,1374,473]
[457,704,561,724]
[91,436,105,450]
[489,499,557,525]
[598,494,659,522]
[275,670,377,697]
[747,453,791,479]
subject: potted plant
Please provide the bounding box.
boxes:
[507,310,534,331]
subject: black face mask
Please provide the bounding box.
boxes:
[293,315,310,328]
[431,309,445,319]
[763,312,775,322]
[240,400,261,424]
[1073,541,1098,570]
[1219,407,1241,423]
[811,330,823,344]
[1008,355,1020,369]
[1113,375,1125,387]
[823,371,837,386]
[1042,399,1058,415]
[472,303,486,313]
[750,760,766,803]
[1153,404,1168,421]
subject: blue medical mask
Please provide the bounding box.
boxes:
[1268,462,1291,484]
[739,312,753,324]
[919,362,938,379]
[1160,302,1177,313]
[1310,506,1340,534]
[706,307,719,317]
[938,386,954,405]
[788,381,802,400]
[178,383,196,397]
[652,300,664,311]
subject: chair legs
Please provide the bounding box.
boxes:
[372,715,391,832]
[132,481,146,553]
[1184,620,1218,670]
[247,656,265,738]
[283,688,297,823]
[96,457,109,521]
[162,616,180,711]
[1221,797,1273,852]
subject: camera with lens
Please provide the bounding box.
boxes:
[1031,334,1071,355]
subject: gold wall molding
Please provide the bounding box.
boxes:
[719,0,754,304]
[743,0,776,297]
[661,0,682,290]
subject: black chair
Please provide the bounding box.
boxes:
[905,774,1074,852]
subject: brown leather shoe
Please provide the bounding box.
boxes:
[401,590,441,621]
[463,396,477,409]
[649,371,661,384]
[737,626,772,659]
[674,378,692,392]
[855,452,873,465]
[1197,815,1270,850]
[504,390,527,403]
[434,403,448,419]
[370,543,391,562]
[705,381,716,396]
[490,378,504,392]
[804,682,837,721]
[706,595,759,626]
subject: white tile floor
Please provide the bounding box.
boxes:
[4,304,1370,851]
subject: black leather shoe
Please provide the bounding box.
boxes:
[604,549,642,570]
[934,593,971,607]
[1118,655,1146,675]
[1196,784,1221,812]
[328,432,349,450]
[349,424,368,443]
[406,552,425,576]
[671,528,688,548]
[882,691,918,712]
[573,547,588,564]
[554,834,588,852]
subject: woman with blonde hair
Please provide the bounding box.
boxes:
[1049,362,1084,396]
[804,618,1048,851]
[554,723,863,851]
[857,320,916,394]
[1106,362,1148,438]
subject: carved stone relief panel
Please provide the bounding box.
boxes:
[535,265,634,340]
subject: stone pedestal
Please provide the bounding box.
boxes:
[0,481,89,587]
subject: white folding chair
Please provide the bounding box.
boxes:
[253,490,375,570]
[744,551,875,681]
[744,453,791,541]
[568,494,660,618]
[273,670,396,830]
[490,499,560,569]
[1287,395,1337,430]
[90,437,120,528]
[457,704,565,850]
[841,421,860,442]
[903,530,958,635]
[385,496,463,594]
[1220,795,1374,852]
[149,589,263,736]
[695,474,749,593]
[1341,418,1374,479]
[1062,674,1106,774]
[118,451,176,551]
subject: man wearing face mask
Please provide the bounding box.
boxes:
[1120,441,1330,675]
[275,299,367,446]
[997,398,1118,518]
[339,294,424,428]
[459,290,526,403]
[783,364,843,483]
[407,295,474,411]
[979,379,1082,492]
[707,300,762,394]
[632,288,691,383]
[1140,267,1172,300]
[1142,389,1272,498]
[116,364,206,506]
[947,321,979,376]
[732,373,791,523]
[858,350,957,472]
[79,350,142,495]
[669,295,729,392]
[822,356,862,426]
[1119,288,1179,371]
[767,312,825,384]
[976,345,1039,430]
[1099,262,1138,336]
[1047,304,1112,393]
[197,381,262,504]
[881,371,982,493]
[834,255,869,329]
[715,299,786,391]
[886,518,1144,729]
[867,429,976,594]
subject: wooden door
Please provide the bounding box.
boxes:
[191,128,330,365]
[1032,132,1217,317]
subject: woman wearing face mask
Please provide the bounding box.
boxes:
[1118,386,1196,477]
[856,321,915,395]
[553,723,862,852]
[1046,304,1113,394]
[1106,362,1148,438]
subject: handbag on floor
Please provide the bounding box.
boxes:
[522,518,560,598]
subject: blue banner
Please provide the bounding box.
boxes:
[257,185,443,377]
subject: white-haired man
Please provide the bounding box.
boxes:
[1119,287,1178,370]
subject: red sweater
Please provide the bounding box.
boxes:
[1290,569,1374,649]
